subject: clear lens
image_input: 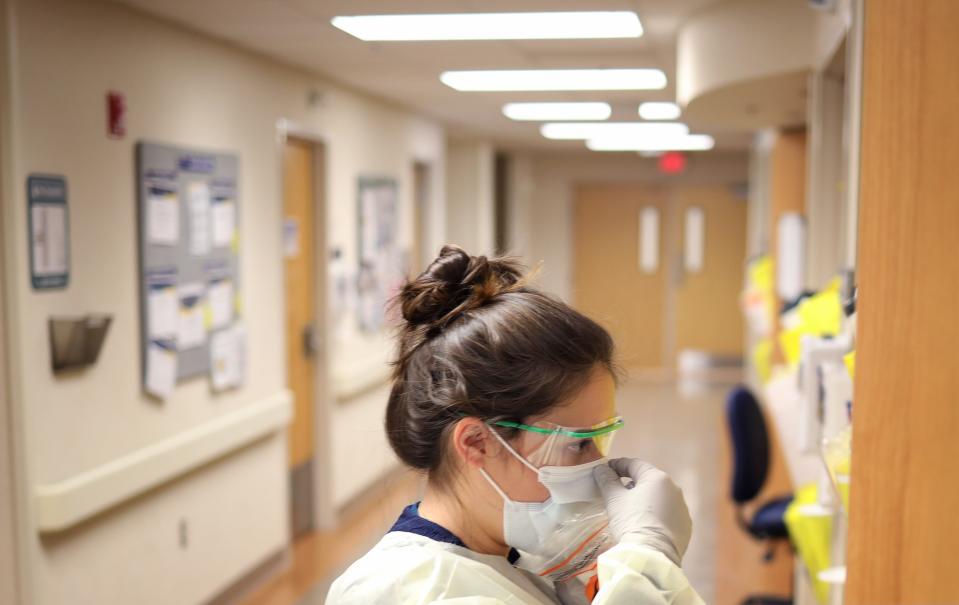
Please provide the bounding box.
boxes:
[500,416,623,468]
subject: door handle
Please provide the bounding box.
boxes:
[302,323,321,358]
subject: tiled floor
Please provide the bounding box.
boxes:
[243,371,791,605]
[611,373,728,603]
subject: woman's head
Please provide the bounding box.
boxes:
[386,244,617,499]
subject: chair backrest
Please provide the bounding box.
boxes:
[725,386,770,504]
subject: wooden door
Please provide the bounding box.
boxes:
[573,184,669,369]
[671,185,747,357]
[283,138,318,536]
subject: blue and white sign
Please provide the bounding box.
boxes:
[27,174,69,289]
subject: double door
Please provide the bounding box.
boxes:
[572,183,746,369]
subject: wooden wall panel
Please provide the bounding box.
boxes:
[846,0,959,601]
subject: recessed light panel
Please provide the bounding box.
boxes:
[541,122,688,140]
[503,103,612,121]
[639,102,682,120]
[331,12,642,41]
[586,133,715,152]
[441,69,667,92]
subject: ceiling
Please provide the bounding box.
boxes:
[115,0,754,152]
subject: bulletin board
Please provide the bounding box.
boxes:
[136,142,244,399]
[356,177,402,334]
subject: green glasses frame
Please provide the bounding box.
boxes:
[491,416,625,439]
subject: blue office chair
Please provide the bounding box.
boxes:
[726,385,794,605]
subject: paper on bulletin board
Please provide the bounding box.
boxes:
[147,190,179,245]
[212,198,235,248]
[210,323,246,391]
[146,340,177,399]
[177,282,206,350]
[147,277,178,340]
[187,182,211,256]
[208,278,234,329]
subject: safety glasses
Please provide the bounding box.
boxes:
[491,415,625,467]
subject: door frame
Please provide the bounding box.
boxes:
[0,2,30,599]
[275,119,335,530]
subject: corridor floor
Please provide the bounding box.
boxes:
[243,371,787,605]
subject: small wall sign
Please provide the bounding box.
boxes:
[27,174,70,289]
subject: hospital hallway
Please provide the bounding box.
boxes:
[241,371,793,605]
[3,0,959,604]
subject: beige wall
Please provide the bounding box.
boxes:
[446,140,495,256]
[0,0,444,602]
[508,151,749,301]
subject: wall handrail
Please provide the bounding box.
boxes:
[33,390,293,533]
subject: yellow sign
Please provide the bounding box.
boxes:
[785,484,834,604]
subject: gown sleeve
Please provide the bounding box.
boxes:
[591,539,706,605]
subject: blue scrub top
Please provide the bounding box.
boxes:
[389,502,521,565]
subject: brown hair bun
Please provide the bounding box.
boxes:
[398,244,523,332]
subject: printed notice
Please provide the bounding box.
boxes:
[208,278,234,329]
[147,191,179,245]
[283,217,300,258]
[148,285,178,339]
[210,323,246,391]
[188,182,211,256]
[31,204,68,276]
[177,282,206,350]
[145,341,177,399]
[212,199,235,248]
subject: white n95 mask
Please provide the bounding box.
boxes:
[479,426,607,553]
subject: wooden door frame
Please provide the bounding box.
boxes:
[0,1,30,599]
[275,119,335,530]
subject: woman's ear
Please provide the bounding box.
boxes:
[451,418,500,468]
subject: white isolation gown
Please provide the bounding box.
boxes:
[327,504,704,605]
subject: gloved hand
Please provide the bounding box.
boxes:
[593,458,692,567]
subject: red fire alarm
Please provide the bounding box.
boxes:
[658,151,686,174]
[107,91,126,139]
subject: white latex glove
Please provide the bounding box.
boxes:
[593,458,693,567]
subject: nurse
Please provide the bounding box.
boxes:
[328,245,703,605]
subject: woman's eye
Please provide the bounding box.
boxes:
[570,439,592,453]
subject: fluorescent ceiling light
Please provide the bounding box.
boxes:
[541,122,688,140]
[639,102,682,120]
[441,69,667,92]
[586,134,715,152]
[504,102,611,121]
[331,12,642,41]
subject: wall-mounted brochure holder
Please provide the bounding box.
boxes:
[49,315,112,372]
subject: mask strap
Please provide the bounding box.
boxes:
[488,425,540,474]
[478,468,511,502]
